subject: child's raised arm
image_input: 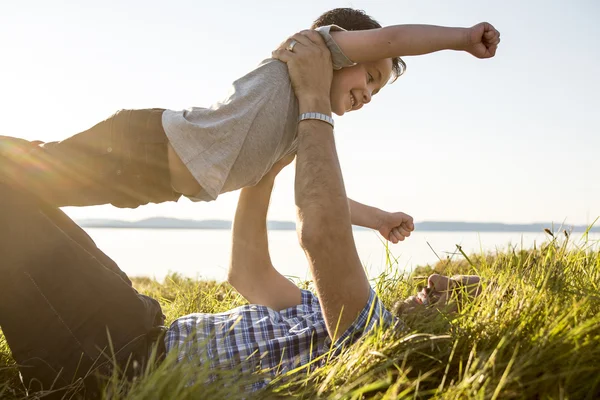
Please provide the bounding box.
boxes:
[330,22,500,62]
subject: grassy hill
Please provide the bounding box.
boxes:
[1,233,599,399]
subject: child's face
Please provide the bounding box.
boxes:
[329,58,393,116]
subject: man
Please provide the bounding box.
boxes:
[165,29,484,391]
[167,154,480,390]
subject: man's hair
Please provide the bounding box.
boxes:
[311,8,406,82]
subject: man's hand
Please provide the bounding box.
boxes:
[272,30,333,105]
[376,210,415,244]
[464,22,500,59]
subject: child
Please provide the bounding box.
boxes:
[0,8,498,242]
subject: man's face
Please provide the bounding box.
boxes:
[329,58,393,116]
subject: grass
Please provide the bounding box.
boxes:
[1,231,599,399]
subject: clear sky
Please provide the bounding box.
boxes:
[1,0,598,225]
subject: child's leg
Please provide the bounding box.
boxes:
[0,182,164,395]
[0,109,179,209]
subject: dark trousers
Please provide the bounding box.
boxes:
[0,109,180,209]
[0,182,165,397]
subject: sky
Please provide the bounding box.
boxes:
[1,0,598,226]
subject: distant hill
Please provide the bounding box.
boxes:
[416,221,598,233]
[76,218,599,233]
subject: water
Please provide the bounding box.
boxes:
[84,228,599,282]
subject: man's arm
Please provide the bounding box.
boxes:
[227,157,302,311]
[295,111,371,341]
[330,22,500,62]
[273,33,371,341]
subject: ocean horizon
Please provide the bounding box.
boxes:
[77,217,600,233]
[84,228,600,283]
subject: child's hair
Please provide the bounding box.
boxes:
[311,8,406,82]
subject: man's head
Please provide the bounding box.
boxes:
[392,274,483,317]
[311,8,406,116]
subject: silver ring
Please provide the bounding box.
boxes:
[287,40,298,52]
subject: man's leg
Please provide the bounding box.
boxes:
[0,182,164,396]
